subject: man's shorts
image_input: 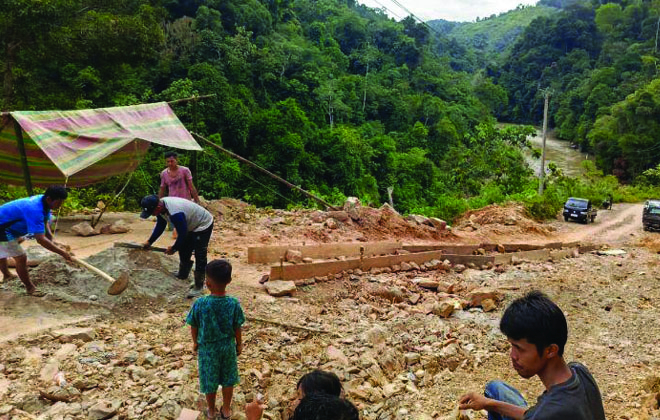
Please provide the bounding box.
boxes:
[0,240,25,259]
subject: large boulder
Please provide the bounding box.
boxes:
[88,400,120,420]
[429,217,447,230]
[52,328,96,343]
[412,278,440,290]
[99,219,131,234]
[343,197,361,221]
[71,222,100,237]
[284,249,303,264]
[407,214,431,226]
[467,288,504,308]
[265,280,297,297]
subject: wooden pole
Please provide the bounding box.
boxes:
[167,94,216,106]
[192,133,340,211]
[14,119,33,195]
[538,91,549,195]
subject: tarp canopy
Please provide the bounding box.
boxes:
[0,102,202,187]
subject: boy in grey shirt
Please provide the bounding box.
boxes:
[459,291,605,420]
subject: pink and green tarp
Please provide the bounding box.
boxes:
[0,102,201,187]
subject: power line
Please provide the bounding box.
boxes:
[384,0,443,37]
[370,0,405,21]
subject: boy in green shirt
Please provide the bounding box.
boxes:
[187,259,245,419]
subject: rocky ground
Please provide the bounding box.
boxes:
[0,200,659,420]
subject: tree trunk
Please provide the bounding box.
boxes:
[362,62,369,112]
[3,42,19,111]
[655,15,660,54]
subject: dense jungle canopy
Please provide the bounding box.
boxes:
[2,0,660,220]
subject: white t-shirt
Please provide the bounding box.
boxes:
[162,197,213,233]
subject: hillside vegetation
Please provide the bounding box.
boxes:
[429,5,558,67]
[0,0,539,222]
[1,0,658,223]
[495,0,660,183]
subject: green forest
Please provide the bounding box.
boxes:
[2,0,660,221]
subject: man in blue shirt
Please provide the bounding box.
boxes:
[0,186,73,296]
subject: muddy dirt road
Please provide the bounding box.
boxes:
[552,203,643,244]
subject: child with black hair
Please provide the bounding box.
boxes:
[291,393,359,420]
[296,370,342,399]
[187,259,245,419]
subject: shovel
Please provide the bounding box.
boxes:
[113,242,168,253]
[71,256,129,295]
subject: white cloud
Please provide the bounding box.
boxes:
[358,0,538,22]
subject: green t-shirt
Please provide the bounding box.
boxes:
[186,295,245,346]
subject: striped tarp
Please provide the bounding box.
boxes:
[0,102,201,187]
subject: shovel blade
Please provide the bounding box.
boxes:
[107,272,129,295]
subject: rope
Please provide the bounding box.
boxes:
[200,149,299,206]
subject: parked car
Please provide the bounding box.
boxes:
[563,197,597,224]
[642,200,660,231]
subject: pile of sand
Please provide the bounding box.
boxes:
[28,248,189,305]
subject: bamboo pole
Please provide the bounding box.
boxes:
[167,94,216,106]
[0,94,218,118]
[14,119,33,195]
[538,91,549,195]
[193,132,340,211]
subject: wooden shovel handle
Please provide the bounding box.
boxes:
[72,257,115,283]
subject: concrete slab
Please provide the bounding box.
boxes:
[270,251,495,281]
[248,241,402,264]
[402,242,566,254]
[512,249,551,262]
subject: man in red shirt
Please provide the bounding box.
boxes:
[159,151,200,204]
[159,151,200,240]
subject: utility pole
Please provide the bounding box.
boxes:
[538,90,550,195]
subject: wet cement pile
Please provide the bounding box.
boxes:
[28,248,189,305]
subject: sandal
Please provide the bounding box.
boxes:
[219,406,231,420]
[27,289,47,297]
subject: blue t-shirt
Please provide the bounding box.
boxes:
[186,295,245,346]
[0,195,50,241]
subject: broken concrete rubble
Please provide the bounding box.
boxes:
[265,280,297,297]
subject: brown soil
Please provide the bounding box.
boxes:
[0,200,659,420]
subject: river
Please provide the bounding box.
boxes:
[524,129,592,178]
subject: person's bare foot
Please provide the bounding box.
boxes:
[1,272,17,282]
[26,287,46,297]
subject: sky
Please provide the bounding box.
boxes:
[357,0,539,22]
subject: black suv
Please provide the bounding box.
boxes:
[642,200,660,231]
[563,197,597,224]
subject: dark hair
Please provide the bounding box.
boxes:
[205,259,232,284]
[297,370,342,397]
[500,291,568,356]
[291,394,358,420]
[44,185,68,200]
[164,151,178,159]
